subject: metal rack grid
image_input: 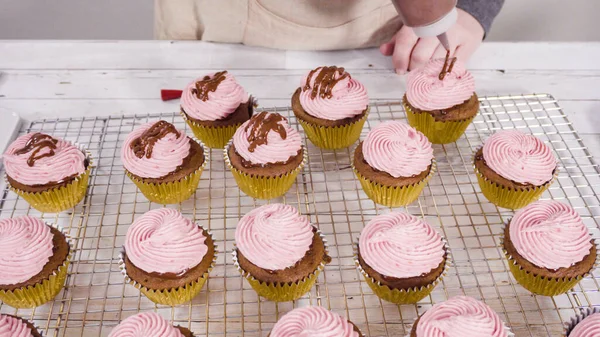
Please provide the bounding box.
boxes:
[0,94,598,337]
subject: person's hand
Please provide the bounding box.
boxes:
[380,8,484,74]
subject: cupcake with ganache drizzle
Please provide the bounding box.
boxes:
[353,120,434,207]
[410,296,510,337]
[564,307,600,337]
[291,66,369,149]
[120,208,216,305]
[108,312,194,337]
[233,204,330,302]
[180,71,253,148]
[3,132,91,212]
[225,111,305,199]
[122,120,207,204]
[502,200,597,296]
[0,314,43,337]
[0,216,71,308]
[403,52,478,144]
[475,130,557,209]
[356,212,447,304]
[268,307,363,337]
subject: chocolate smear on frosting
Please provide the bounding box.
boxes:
[131,121,181,159]
[15,133,59,167]
[438,50,457,81]
[192,71,228,101]
[303,66,349,99]
[244,111,287,152]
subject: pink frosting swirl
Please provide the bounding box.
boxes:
[0,315,35,337]
[108,312,184,337]
[359,212,444,278]
[270,307,359,337]
[235,204,313,270]
[570,313,600,337]
[362,121,433,178]
[483,130,556,185]
[121,121,191,179]
[406,58,475,111]
[510,200,593,270]
[125,208,208,275]
[3,133,86,186]
[299,66,369,120]
[0,216,54,285]
[180,71,249,121]
[232,112,302,165]
[417,296,509,337]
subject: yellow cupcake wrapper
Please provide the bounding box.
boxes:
[224,140,307,200]
[501,225,599,296]
[296,107,369,150]
[6,145,92,213]
[126,140,208,204]
[563,307,600,336]
[473,146,558,210]
[403,101,475,144]
[232,228,330,302]
[354,238,451,304]
[352,146,436,207]
[0,224,73,308]
[119,226,217,306]
[181,110,244,149]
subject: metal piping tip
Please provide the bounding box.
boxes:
[437,33,450,51]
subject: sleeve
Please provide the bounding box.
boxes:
[457,0,505,35]
[154,0,203,40]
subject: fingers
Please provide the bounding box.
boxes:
[432,44,449,60]
[408,37,439,71]
[454,41,480,65]
[379,31,397,56]
[391,27,418,74]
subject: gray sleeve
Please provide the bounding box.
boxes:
[457,0,505,35]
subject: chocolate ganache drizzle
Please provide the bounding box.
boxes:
[245,111,287,152]
[130,121,181,159]
[14,133,58,167]
[192,70,228,101]
[303,66,350,99]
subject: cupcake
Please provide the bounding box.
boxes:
[108,312,194,337]
[355,212,448,304]
[291,66,369,149]
[0,216,72,308]
[410,296,510,336]
[353,121,435,207]
[403,53,478,144]
[564,307,600,337]
[502,200,597,296]
[3,132,91,212]
[180,71,253,148]
[269,306,363,337]
[474,130,557,209]
[120,208,216,305]
[225,111,305,199]
[122,120,207,204]
[0,314,43,336]
[232,204,330,302]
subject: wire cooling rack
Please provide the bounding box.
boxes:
[0,94,598,337]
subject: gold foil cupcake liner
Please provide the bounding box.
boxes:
[232,228,330,302]
[354,238,451,304]
[6,145,92,213]
[126,141,208,204]
[0,224,73,308]
[119,227,217,306]
[501,226,599,296]
[296,108,369,150]
[403,101,475,144]
[224,140,307,200]
[563,307,600,336]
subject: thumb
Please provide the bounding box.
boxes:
[380,31,399,56]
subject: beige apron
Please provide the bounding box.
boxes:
[155,0,401,50]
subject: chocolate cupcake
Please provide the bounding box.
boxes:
[292,66,369,149]
[180,71,253,148]
[108,312,194,337]
[0,216,72,308]
[502,200,597,296]
[403,53,478,144]
[356,212,448,304]
[564,307,600,336]
[269,307,363,337]
[122,120,207,204]
[475,130,557,209]
[233,204,330,302]
[120,208,216,305]
[410,296,511,336]
[3,132,91,212]
[225,111,306,199]
[353,121,435,207]
[0,314,43,336]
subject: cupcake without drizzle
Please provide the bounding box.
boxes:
[121,208,215,305]
[0,314,43,337]
[503,200,596,296]
[353,121,434,206]
[108,312,193,337]
[292,66,369,149]
[566,310,600,337]
[269,306,362,337]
